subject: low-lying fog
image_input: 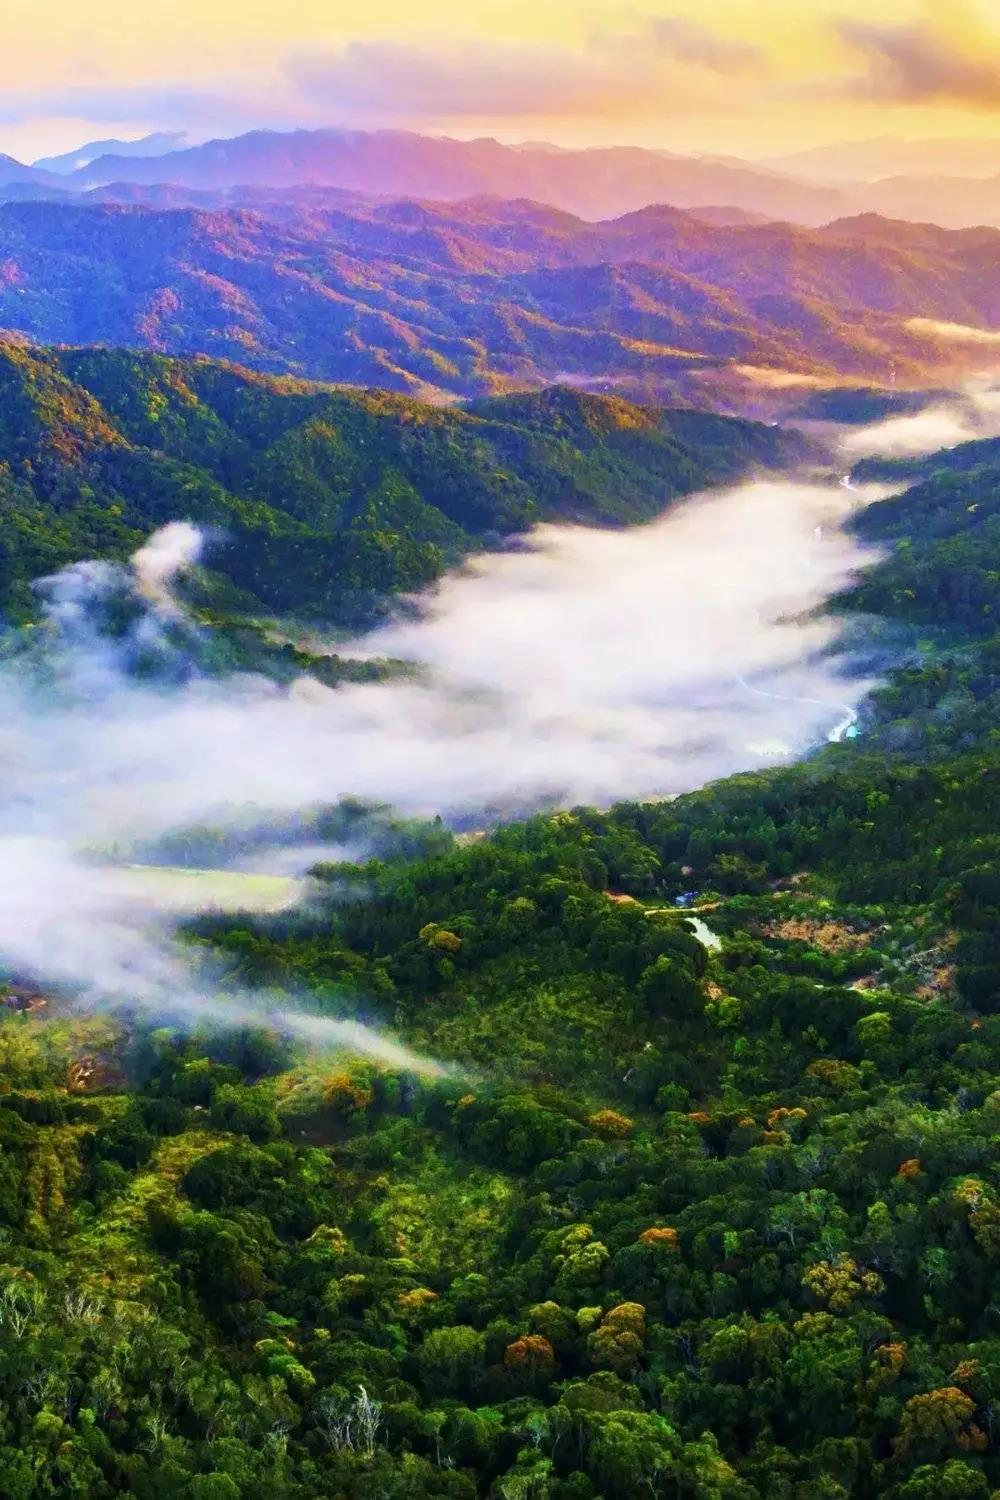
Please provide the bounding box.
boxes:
[0,475,889,1055]
[840,384,1000,459]
[9,482,880,844]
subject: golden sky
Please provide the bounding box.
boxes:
[5,0,1000,161]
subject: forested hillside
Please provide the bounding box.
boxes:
[3,410,1000,1496]
[845,434,1000,638]
[0,343,807,620]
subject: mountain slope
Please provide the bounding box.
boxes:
[843,432,1000,639]
[0,344,809,620]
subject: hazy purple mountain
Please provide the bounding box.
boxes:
[33,132,186,175]
[67,127,850,224]
[0,154,58,188]
[768,137,1000,184]
[853,172,1000,231]
[10,126,1000,234]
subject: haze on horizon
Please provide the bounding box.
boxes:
[7,0,1000,165]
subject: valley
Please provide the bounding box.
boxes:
[2,325,1000,1499]
[4,49,1000,1495]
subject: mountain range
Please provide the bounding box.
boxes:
[10,104,1000,1500]
[0,195,998,403]
[57,129,851,225]
[0,126,998,232]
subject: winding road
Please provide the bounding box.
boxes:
[735,673,859,745]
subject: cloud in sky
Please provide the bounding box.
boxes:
[0,16,770,147]
[0,83,290,137]
[837,17,1000,106]
[646,17,766,73]
[290,18,770,124]
[4,4,1000,161]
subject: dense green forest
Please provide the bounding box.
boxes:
[6,389,1000,1497]
[844,445,1000,640]
[0,343,808,622]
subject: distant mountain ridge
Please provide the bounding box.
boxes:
[768,136,1000,184]
[0,154,58,189]
[62,127,851,225]
[4,126,1000,231]
[33,131,186,175]
[853,171,1000,231]
[6,126,1000,234]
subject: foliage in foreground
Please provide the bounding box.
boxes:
[7,728,1000,1498]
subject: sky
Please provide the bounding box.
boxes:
[5,0,1000,162]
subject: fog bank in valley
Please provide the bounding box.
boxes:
[841,384,1000,460]
[0,476,883,1050]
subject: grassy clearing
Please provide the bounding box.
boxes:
[114,865,307,914]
